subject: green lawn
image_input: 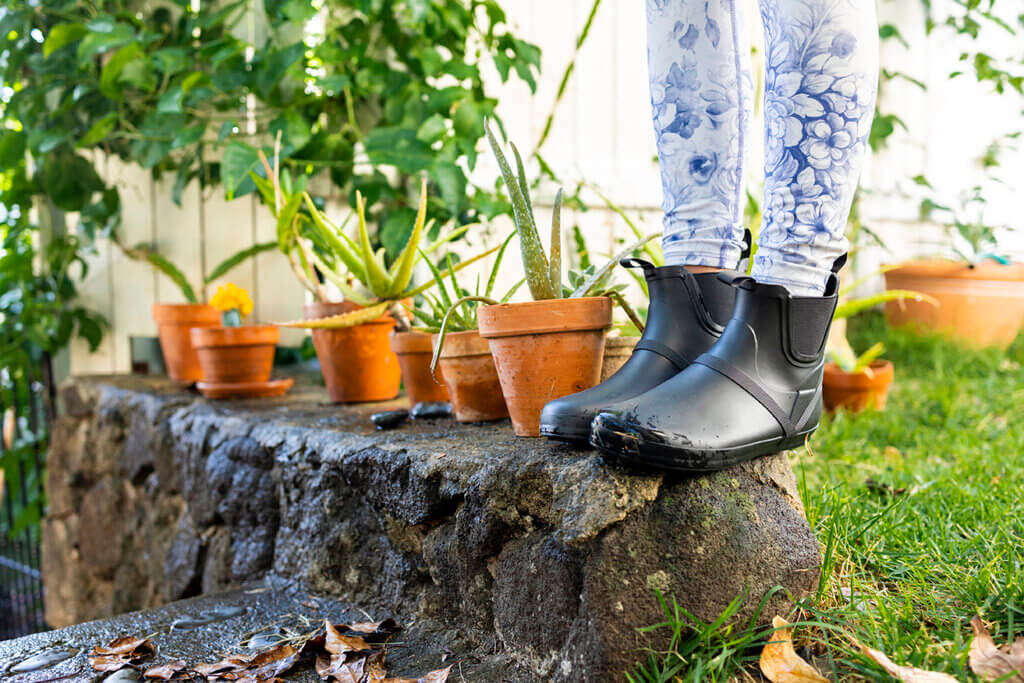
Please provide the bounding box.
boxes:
[634,312,1024,681]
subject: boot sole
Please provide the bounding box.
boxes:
[539,414,594,447]
[590,422,815,473]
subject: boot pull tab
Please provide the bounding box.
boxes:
[739,229,753,260]
[620,258,657,279]
[830,253,847,273]
[823,252,848,295]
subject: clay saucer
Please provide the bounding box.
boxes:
[196,377,294,399]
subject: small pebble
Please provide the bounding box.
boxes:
[411,402,453,419]
[371,409,409,430]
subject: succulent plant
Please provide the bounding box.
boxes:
[251,150,499,330]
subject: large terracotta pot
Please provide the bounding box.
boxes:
[305,301,401,403]
[152,303,219,382]
[822,359,894,413]
[600,335,638,382]
[478,297,612,436]
[884,260,1024,349]
[390,330,449,406]
[431,330,508,423]
[191,325,278,384]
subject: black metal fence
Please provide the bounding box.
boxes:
[0,351,52,639]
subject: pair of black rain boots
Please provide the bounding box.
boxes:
[539,252,843,473]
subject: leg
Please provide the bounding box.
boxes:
[753,0,879,295]
[647,0,754,269]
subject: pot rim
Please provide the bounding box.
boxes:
[883,259,1024,282]
[390,329,434,354]
[823,359,894,389]
[303,300,398,326]
[152,302,219,325]
[191,324,279,348]
[432,329,490,359]
[477,297,612,339]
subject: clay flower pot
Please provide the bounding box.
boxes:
[191,325,279,384]
[478,297,612,436]
[600,335,638,382]
[305,301,401,403]
[390,330,450,406]
[152,303,219,382]
[822,360,895,414]
[431,330,508,423]
[884,260,1024,349]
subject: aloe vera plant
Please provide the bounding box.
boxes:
[485,122,652,326]
[250,149,498,331]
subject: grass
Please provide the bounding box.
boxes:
[634,312,1024,681]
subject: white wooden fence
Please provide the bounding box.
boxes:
[66,0,1024,375]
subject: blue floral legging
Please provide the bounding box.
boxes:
[647,0,878,295]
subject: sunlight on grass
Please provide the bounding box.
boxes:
[635,313,1024,680]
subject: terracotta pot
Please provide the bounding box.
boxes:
[305,301,401,403]
[191,325,278,384]
[600,335,638,382]
[822,360,895,413]
[432,330,508,422]
[152,303,220,382]
[390,330,450,406]
[884,260,1024,349]
[478,297,612,436]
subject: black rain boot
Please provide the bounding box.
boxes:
[538,252,743,444]
[590,257,844,472]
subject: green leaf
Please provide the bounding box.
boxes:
[433,161,466,215]
[388,183,429,297]
[35,152,105,211]
[77,114,116,148]
[365,128,435,174]
[100,43,143,100]
[256,42,305,96]
[0,130,27,168]
[171,123,206,150]
[417,114,447,144]
[301,193,367,283]
[139,247,197,303]
[218,119,238,142]
[205,242,276,283]
[221,141,261,199]
[44,23,88,57]
[269,110,311,153]
[356,192,394,296]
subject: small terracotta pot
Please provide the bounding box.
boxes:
[600,335,638,382]
[432,330,508,423]
[390,330,450,406]
[884,259,1024,349]
[191,325,279,384]
[152,303,220,382]
[305,301,400,403]
[478,297,612,436]
[822,360,895,414]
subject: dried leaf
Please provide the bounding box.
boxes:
[324,621,372,655]
[316,653,365,683]
[364,651,388,683]
[759,617,829,683]
[193,653,252,676]
[88,653,135,672]
[382,664,453,683]
[89,636,155,672]
[348,618,401,635]
[143,660,186,679]
[969,616,1024,682]
[195,643,300,681]
[856,641,959,682]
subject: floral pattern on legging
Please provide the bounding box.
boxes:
[647,0,878,295]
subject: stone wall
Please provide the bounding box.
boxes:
[43,375,821,680]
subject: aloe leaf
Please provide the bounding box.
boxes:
[355,191,393,297]
[402,244,502,299]
[303,193,366,284]
[500,277,526,303]
[484,232,517,299]
[851,341,885,373]
[511,142,536,230]
[570,233,658,298]
[139,248,198,303]
[549,188,562,294]
[430,295,499,377]
[388,178,428,297]
[605,290,645,334]
[309,252,374,306]
[205,241,277,284]
[277,301,392,329]
[833,289,937,320]
[445,252,462,304]
[424,223,469,254]
[484,123,554,300]
[419,249,454,310]
[249,172,277,212]
[275,193,304,252]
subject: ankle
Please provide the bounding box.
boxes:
[684,265,726,274]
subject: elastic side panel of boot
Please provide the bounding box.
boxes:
[692,272,736,328]
[787,298,835,362]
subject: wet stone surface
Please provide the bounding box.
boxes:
[0,580,523,681]
[39,373,821,680]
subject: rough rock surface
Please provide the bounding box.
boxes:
[42,374,821,680]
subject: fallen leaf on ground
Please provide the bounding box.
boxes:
[382,664,452,683]
[348,619,401,635]
[324,621,372,655]
[194,643,300,681]
[143,659,186,679]
[969,616,1024,682]
[316,653,365,683]
[89,636,156,672]
[856,640,958,682]
[759,617,828,682]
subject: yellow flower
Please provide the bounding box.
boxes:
[210,282,253,318]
